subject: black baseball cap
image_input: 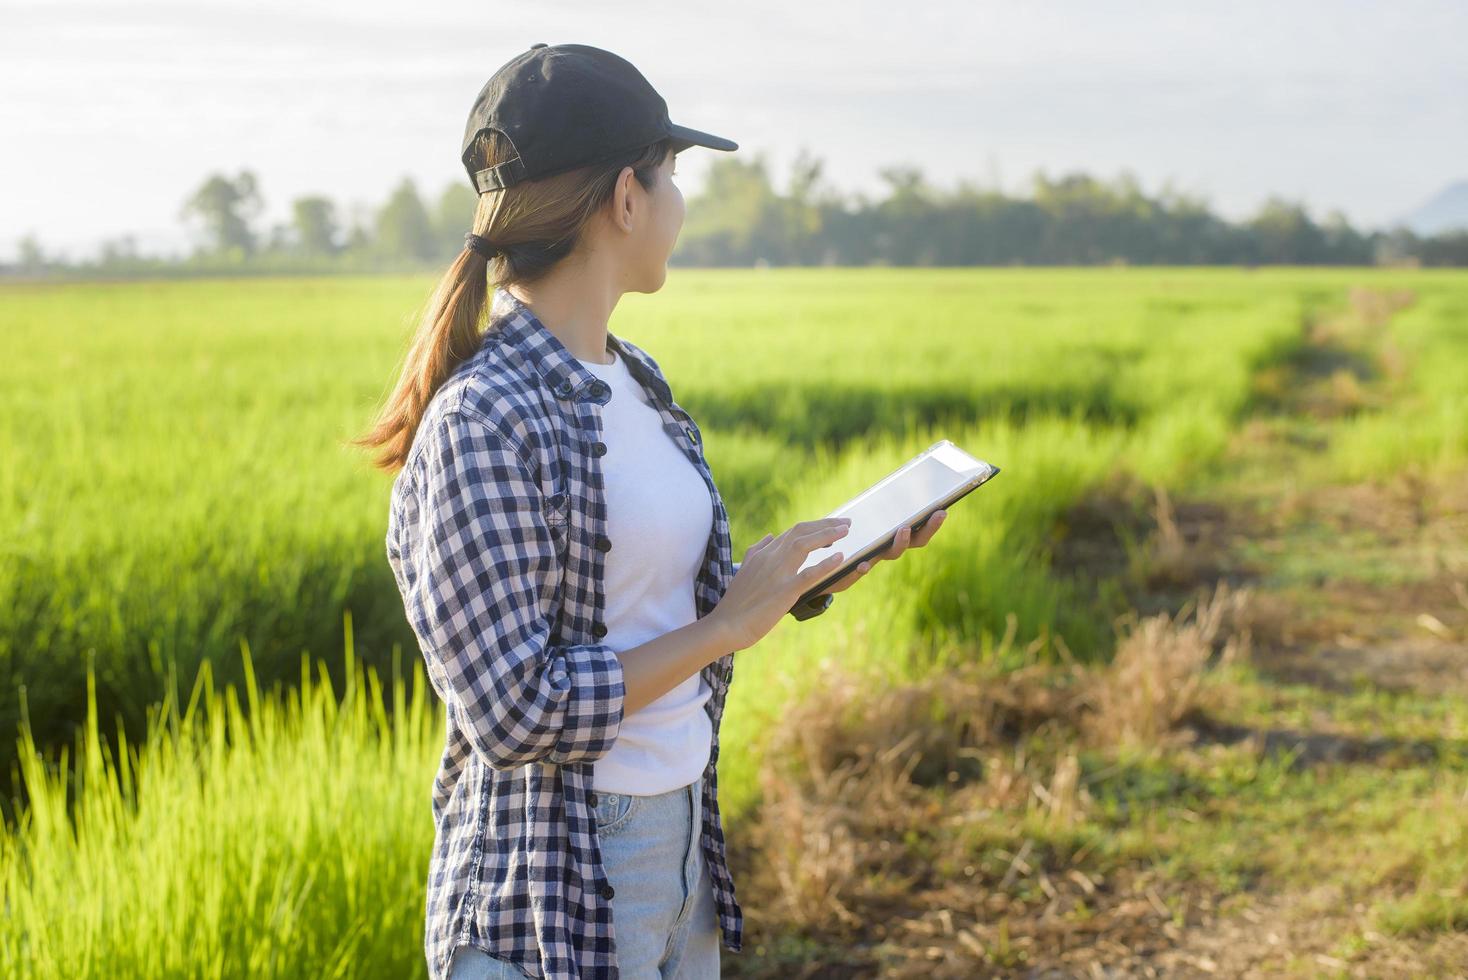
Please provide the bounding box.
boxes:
[461,43,739,194]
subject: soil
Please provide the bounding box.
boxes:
[731,285,1468,977]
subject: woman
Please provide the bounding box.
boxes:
[357,44,947,980]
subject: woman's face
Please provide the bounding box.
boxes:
[625,146,684,292]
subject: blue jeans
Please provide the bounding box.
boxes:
[447,773,720,979]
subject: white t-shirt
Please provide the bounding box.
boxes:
[576,343,714,796]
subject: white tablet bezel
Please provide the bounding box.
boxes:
[791,438,1000,611]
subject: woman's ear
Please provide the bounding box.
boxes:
[610,164,638,234]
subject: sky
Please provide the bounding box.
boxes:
[3,0,1465,261]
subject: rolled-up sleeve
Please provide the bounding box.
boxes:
[404,407,625,770]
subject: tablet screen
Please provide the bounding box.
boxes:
[797,450,985,573]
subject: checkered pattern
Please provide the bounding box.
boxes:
[385,287,832,980]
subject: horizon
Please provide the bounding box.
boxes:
[5,0,1465,262]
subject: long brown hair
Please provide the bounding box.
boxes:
[353,130,672,474]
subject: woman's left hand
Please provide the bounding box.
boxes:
[820,509,948,595]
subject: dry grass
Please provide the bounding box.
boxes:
[1251,285,1417,420]
[1128,485,1235,593]
[1050,472,1240,607]
[1080,584,1252,749]
[735,585,1253,973]
[744,641,1083,936]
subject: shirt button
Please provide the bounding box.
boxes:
[587,792,598,807]
[595,534,611,552]
[592,622,608,638]
[590,441,607,457]
[600,882,615,900]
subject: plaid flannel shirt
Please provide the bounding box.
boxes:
[385,287,833,980]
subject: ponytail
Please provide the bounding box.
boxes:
[351,240,490,472]
[352,132,672,474]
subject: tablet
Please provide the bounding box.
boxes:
[790,439,1000,616]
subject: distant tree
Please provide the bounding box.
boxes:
[375,177,438,262]
[1417,229,1468,266]
[179,171,264,257]
[99,234,139,265]
[1155,182,1232,264]
[783,147,840,265]
[431,182,479,257]
[1319,208,1371,263]
[1248,196,1328,265]
[291,195,340,255]
[10,154,1463,275]
[340,200,375,254]
[1373,225,1420,267]
[876,164,939,264]
[676,154,787,265]
[265,222,292,251]
[16,234,47,272]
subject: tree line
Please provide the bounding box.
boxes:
[8,150,1467,276]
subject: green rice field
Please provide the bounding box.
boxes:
[3,268,1466,976]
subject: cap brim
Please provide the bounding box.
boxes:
[666,122,738,154]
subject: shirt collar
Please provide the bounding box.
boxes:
[488,286,674,405]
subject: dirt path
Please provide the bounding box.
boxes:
[1056,284,1468,976]
[728,284,1468,978]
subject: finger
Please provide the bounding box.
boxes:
[803,516,851,531]
[828,558,873,593]
[811,518,852,538]
[802,549,845,583]
[793,517,851,536]
[796,520,853,550]
[913,510,946,547]
[746,532,776,557]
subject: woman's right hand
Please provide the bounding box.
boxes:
[709,517,853,651]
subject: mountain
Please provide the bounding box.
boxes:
[1396,180,1468,236]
